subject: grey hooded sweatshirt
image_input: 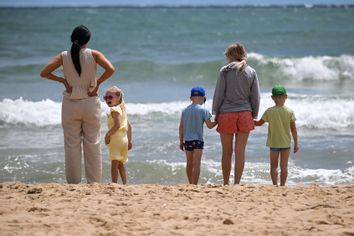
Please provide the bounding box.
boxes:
[212,63,260,118]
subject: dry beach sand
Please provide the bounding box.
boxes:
[1,182,353,235]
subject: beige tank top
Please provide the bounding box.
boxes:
[61,48,97,99]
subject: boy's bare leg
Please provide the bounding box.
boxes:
[118,161,127,185]
[185,151,194,184]
[111,160,119,183]
[270,150,280,186]
[280,149,290,186]
[234,132,249,184]
[192,149,203,185]
[220,133,234,185]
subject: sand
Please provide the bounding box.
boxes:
[1,182,353,236]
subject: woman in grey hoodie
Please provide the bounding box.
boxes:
[212,43,260,185]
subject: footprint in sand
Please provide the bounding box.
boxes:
[27,188,43,194]
[223,219,234,225]
[89,217,107,227]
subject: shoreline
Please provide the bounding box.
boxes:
[1,182,353,235]
[2,4,354,9]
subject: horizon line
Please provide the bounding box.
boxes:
[1,4,354,9]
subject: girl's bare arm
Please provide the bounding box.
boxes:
[105,111,120,145]
[127,120,133,150]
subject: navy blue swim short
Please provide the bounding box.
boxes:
[270,147,290,151]
[184,140,204,151]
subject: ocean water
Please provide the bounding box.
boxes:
[0,6,354,185]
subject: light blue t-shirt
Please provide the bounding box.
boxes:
[181,104,212,141]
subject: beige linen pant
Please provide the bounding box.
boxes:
[61,96,102,184]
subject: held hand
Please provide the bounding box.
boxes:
[179,141,184,151]
[294,144,299,153]
[105,134,110,145]
[254,119,265,127]
[128,142,133,150]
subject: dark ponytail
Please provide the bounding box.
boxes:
[70,40,81,75]
[70,25,91,76]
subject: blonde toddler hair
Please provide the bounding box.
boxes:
[106,86,126,110]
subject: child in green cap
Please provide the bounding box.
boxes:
[254,85,299,186]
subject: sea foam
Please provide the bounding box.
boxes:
[141,159,354,185]
[1,95,354,130]
[249,53,354,81]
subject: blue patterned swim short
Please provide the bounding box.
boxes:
[184,140,204,151]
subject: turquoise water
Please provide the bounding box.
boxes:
[0,6,354,184]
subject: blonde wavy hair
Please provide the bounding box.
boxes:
[224,43,247,71]
[105,86,126,110]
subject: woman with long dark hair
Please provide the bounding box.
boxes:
[40,25,115,183]
[212,43,260,185]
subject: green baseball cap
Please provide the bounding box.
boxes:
[272,85,287,96]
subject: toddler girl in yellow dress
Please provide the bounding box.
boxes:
[104,86,132,184]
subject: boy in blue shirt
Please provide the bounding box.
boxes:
[179,86,217,185]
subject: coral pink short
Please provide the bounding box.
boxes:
[216,111,254,134]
